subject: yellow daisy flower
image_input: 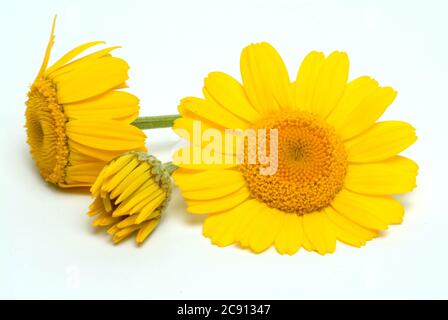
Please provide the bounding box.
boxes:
[172,42,418,255]
[25,17,146,187]
[88,152,176,245]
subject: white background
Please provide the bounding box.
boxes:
[1,0,447,299]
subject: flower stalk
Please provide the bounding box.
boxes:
[132,115,180,130]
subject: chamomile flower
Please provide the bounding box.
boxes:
[88,152,176,244]
[25,17,146,187]
[172,42,417,255]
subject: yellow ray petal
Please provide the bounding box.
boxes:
[113,225,140,243]
[103,153,135,178]
[204,205,244,247]
[345,121,417,163]
[248,206,284,253]
[118,210,160,229]
[186,187,250,214]
[110,162,150,199]
[294,51,325,111]
[88,197,104,216]
[179,97,249,129]
[69,147,101,164]
[172,117,243,156]
[63,91,139,121]
[173,169,244,191]
[66,120,146,151]
[345,156,418,195]
[115,173,153,205]
[203,72,261,123]
[181,181,246,200]
[237,211,264,247]
[335,86,397,140]
[69,140,146,162]
[102,193,113,212]
[65,162,105,184]
[35,16,56,82]
[173,117,221,143]
[273,214,294,254]
[113,182,160,216]
[45,41,105,75]
[55,56,129,103]
[47,46,119,78]
[93,213,119,227]
[310,51,349,118]
[116,215,139,229]
[324,206,378,247]
[90,168,109,197]
[129,189,165,215]
[136,194,166,224]
[172,145,238,170]
[302,211,336,255]
[136,218,161,244]
[330,188,404,230]
[176,108,224,130]
[326,76,378,129]
[331,190,404,226]
[240,42,293,114]
[224,199,265,242]
[103,158,139,192]
[274,214,312,255]
[107,225,120,236]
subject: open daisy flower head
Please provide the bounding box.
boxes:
[88,152,176,245]
[172,42,418,255]
[25,17,146,188]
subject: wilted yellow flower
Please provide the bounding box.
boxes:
[88,152,176,244]
[25,17,146,187]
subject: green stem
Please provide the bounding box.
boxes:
[163,162,178,175]
[131,115,180,130]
